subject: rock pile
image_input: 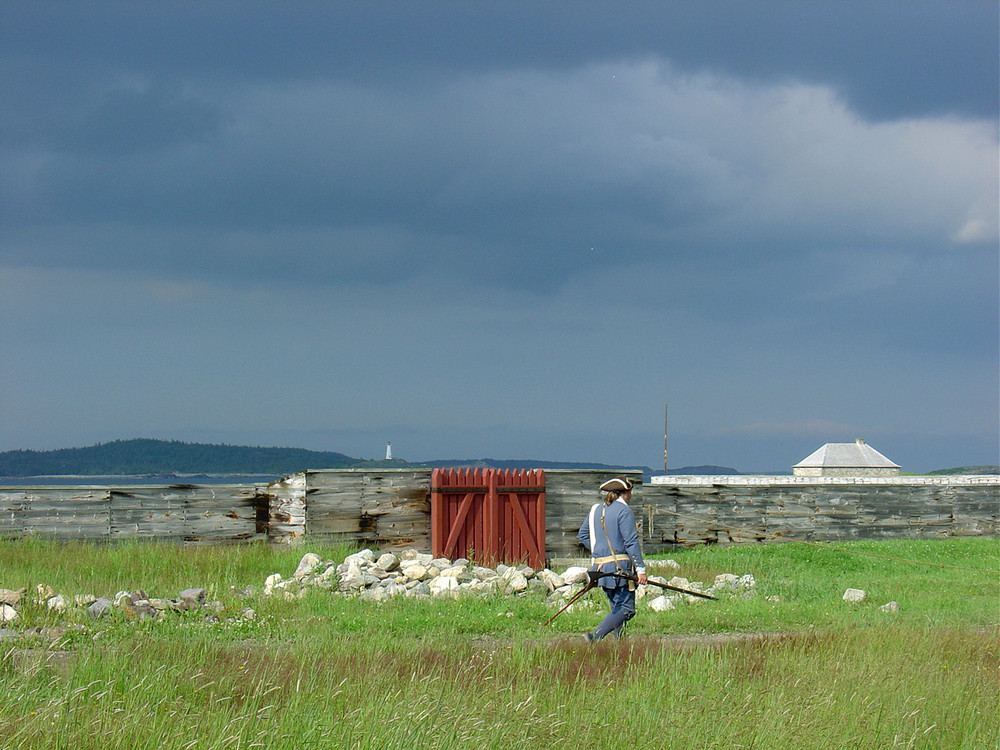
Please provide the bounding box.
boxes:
[0,550,762,640]
[260,549,757,612]
[0,583,236,640]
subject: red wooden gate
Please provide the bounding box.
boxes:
[430,468,546,568]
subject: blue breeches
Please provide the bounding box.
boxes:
[592,584,636,640]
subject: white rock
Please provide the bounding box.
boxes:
[0,589,23,607]
[636,584,652,600]
[440,565,467,578]
[264,574,282,594]
[294,553,323,579]
[561,567,590,585]
[403,564,429,582]
[406,582,431,598]
[737,574,756,589]
[429,576,460,597]
[843,588,866,603]
[648,595,675,612]
[714,574,738,587]
[384,582,407,598]
[340,575,366,591]
[879,601,899,613]
[35,584,54,604]
[668,576,691,589]
[47,594,69,612]
[345,560,365,580]
[537,569,565,592]
[74,594,96,607]
[360,587,391,604]
[0,604,17,623]
[502,571,528,594]
[375,553,400,572]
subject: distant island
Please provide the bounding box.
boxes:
[0,438,656,478]
[0,438,993,479]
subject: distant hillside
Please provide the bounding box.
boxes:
[0,440,651,478]
[926,465,999,476]
[2,439,987,479]
[0,439,368,477]
[671,465,742,475]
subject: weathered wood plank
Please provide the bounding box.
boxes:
[0,473,995,550]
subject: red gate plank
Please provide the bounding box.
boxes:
[432,467,546,567]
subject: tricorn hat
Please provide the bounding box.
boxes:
[599,476,633,493]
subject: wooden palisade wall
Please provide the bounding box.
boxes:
[2,472,996,553]
[0,484,268,543]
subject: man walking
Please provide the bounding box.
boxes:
[577,476,648,641]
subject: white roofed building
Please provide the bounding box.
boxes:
[793,438,901,477]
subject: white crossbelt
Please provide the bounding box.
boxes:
[591,553,630,566]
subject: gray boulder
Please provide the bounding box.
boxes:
[179,588,207,606]
[87,598,113,619]
[294,553,323,579]
[0,588,24,606]
[843,588,866,603]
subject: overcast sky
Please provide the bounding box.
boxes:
[1,1,997,473]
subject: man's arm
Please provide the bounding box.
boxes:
[578,515,591,551]
[619,506,647,584]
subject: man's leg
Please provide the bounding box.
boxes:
[591,585,636,640]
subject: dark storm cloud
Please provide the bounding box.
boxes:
[4,58,993,296]
[0,1,996,471]
[5,1,996,119]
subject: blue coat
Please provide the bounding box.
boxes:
[578,499,645,589]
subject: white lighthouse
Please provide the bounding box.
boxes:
[385,442,392,460]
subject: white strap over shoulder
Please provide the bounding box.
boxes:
[587,503,600,553]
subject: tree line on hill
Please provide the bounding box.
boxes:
[2,438,991,479]
[0,439,367,477]
[0,439,657,478]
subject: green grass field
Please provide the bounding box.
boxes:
[1,537,997,748]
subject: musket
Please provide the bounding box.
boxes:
[543,570,716,627]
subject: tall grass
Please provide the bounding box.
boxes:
[1,537,997,748]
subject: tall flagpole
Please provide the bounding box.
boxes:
[663,403,668,475]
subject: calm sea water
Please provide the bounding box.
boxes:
[0,475,281,486]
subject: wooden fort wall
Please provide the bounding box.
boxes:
[1,472,995,557]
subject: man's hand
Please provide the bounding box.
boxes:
[637,572,648,585]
